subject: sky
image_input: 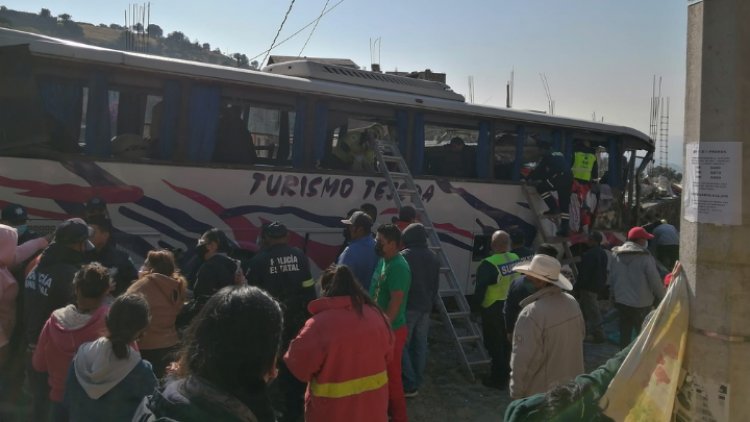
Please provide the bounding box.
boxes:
[3,0,689,167]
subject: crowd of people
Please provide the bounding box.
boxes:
[0,195,673,421]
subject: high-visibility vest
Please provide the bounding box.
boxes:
[332,131,375,169]
[480,252,520,308]
[572,151,596,181]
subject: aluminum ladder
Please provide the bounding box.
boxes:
[373,139,490,381]
[521,183,579,279]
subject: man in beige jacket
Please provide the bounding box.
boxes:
[509,254,585,399]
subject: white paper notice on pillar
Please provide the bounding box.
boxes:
[683,142,743,225]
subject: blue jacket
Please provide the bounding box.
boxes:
[65,338,157,421]
[337,235,378,291]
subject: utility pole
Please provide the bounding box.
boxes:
[681,0,750,420]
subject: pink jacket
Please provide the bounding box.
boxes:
[0,225,47,348]
[32,304,108,402]
[284,296,393,422]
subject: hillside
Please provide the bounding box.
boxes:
[0,6,257,68]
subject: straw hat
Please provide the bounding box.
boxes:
[513,254,573,291]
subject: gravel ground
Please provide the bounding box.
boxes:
[406,316,620,422]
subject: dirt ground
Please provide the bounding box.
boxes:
[406,316,620,422]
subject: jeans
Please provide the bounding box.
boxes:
[387,326,408,422]
[615,303,652,349]
[481,301,510,382]
[402,311,430,391]
[51,400,69,422]
[579,290,604,339]
[278,359,307,422]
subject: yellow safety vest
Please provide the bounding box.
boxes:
[572,151,597,181]
[480,252,520,308]
[332,131,375,169]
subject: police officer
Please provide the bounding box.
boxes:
[246,222,315,422]
[1,204,40,245]
[86,215,138,296]
[474,230,520,390]
[528,138,574,237]
[25,218,94,421]
[83,197,110,220]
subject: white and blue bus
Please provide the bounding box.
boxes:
[0,28,653,293]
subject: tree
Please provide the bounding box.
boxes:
[109,23,123,30]
[133,22,143,32]
[250,60,259,70]
[146,23,162,37]
[57,13,71,22]
[232,53,250,68]
[202,42,210,50]
[1,6,8,12]
[166,31,187,44]
[40,8,52,18]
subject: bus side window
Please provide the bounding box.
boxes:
[36,77,86,153]
[423,125,478,179]
[519,133,544,178]
[320,116,394,173]
[213,103,257,165]
[109,88,163,160]
[493,132,518,181]
[246,105,295,166]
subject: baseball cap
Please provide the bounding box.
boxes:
[341,211,373,228]
[85,197,107,212]
[262,222,288,239]
[197,228,233,252]
[1,204,28,223]
[54,218,95,250]
[398,205,417,222]
[627,226,654,241]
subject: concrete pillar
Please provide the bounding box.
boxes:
[682,0,750,420]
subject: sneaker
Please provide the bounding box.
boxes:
[404,389,419,398]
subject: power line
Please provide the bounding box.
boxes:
[298,0,330,57]
[262,0,297,67]
[250,0,345,63]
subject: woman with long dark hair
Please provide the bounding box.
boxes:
[284,265,393,422]
[65,293,156,421]
[134,285,283,422]
[126,249,186,378]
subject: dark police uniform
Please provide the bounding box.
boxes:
[246,243,315,347]
[246,239,315,422]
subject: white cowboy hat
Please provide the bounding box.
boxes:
[512,254,573,291]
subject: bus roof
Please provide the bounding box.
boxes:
[0,27,653,151]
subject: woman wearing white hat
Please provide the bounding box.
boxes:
[508,254,585,399]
